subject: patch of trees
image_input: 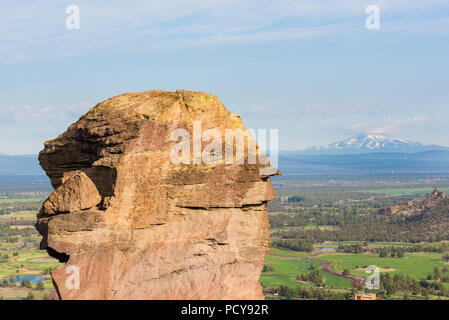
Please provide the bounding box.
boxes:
[268,188,412,213]
[277,202,449,243]
[0,224,37,238]
[378,248,404,258]
[380,273,449,297]
[36,281,45,291]
[262,265,274,273]
[0,200,43,212]
[337,244,363,254]
[41,267,52,275]
[287,196,306,203]
[296,269,324,286]
[272,285,350,300]
[271,239,314,252]
[0,253,10,262]
[24,292,35,300]
[376,244,448,258]
[0,276,17,288]
[427,267,449,283]
[20,279,32,288]
[270,211,369,229]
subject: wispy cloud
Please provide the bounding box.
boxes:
[1,0,448,65]
[0,102,94,154]
[243,103,404,119]
[348,116,435,134]
[0,102,91,126]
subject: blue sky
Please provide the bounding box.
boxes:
[1,0,449,154]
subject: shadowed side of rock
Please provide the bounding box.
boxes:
[36,89,279,299]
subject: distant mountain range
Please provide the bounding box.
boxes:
[295,134,449,155]
[0,154,44,175]
[277,134,449,175]
[2,134,449,176]
[278,150,449,175]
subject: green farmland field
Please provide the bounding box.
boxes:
[0,211,38,220]
[260,248,353,289]
[260,255,318,288]
[322,252,446,279]
[0,198,44,204]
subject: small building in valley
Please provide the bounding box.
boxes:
[354,293,377,300]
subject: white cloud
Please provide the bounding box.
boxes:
[348,116,433,134]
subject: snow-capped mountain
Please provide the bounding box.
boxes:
[300,134,449,154]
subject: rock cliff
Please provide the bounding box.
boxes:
[36,90,278,299]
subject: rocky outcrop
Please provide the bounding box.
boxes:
[36,90,279,300]
[423,188,448,207]
[378,201,415,216]
[378,189,448,216]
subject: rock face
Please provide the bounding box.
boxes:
[36,90,278,300]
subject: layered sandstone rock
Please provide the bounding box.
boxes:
[42,172,101,215]
[36,90,278,300]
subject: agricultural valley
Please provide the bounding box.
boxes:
[1,174,449,299]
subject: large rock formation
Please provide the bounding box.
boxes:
[36,90,278,300]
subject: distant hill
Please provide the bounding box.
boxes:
[0,154,44,175]
[295,192,449,242]
[296,134,449,155]
[278,150,449,175]
[278,134,449,175]
[3,147,449,177]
